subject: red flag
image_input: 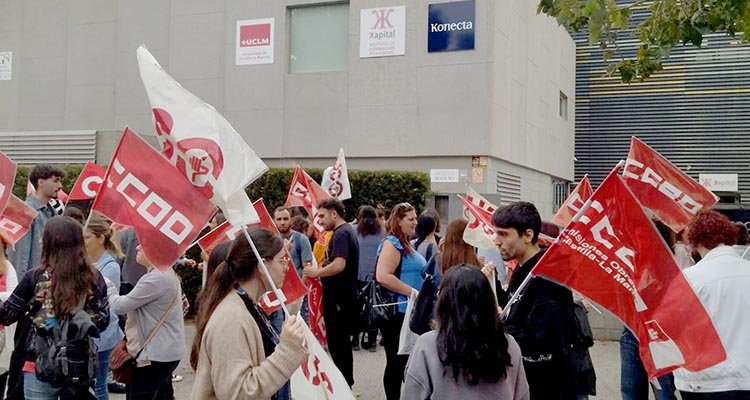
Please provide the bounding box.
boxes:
[0,195,38,248]
[26,180,34,197]
[0,151,16,214]
[457,193,495,247]
[285,166,331,242]
[307,277,327,346]
[623,136,718,232]
[531,168,726,378]
[196,199,307,314]
[69,162,106,201]
[91,128,216,271]
[551,175,593,228]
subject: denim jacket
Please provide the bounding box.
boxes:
[6,196,57,280]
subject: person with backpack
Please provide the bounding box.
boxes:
[83,213,125,400]
[411,215,438,262]
[375,203,426,400]
[105,244,185,400]
[352,205,385,352]
[0,216,109,399]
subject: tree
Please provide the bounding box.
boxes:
[538,0,750,82]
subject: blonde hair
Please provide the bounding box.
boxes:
[86,212,124,259]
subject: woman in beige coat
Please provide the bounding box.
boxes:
[190,228,307,400]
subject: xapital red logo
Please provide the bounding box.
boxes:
[153,108,224,199]
[239,23,271,47]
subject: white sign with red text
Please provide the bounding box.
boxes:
[236,18,274,65]
[360,6,406,58]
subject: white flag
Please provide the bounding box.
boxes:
[462,187,497,249]
[136,45,268,225]
[291,320,355,400]
[321,148,352,201]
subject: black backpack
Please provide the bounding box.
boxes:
[33,301,99,390]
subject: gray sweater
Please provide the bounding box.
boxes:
[107,267,185,364]
[401,331,530,400]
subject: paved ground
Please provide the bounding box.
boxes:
[0,322,662,399]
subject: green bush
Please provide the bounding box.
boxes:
[12,164,430,317]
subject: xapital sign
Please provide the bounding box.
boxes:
[428,0,475,52]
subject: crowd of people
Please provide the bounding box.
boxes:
[0,163,749,400]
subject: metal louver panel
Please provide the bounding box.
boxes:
[0,131,96,164]
[575,5,750,204]
[497,171,521,205]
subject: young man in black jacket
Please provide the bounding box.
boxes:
[493,202,579,400]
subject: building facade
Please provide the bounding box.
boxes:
[0,0,575,220]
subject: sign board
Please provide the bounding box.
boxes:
[430,169,460,183]
[471,167,483,183]
[0,52,11,80]
[428,0,475,52]
[360,6,406,58]
[699,173,738,192]
[236,18,274,65]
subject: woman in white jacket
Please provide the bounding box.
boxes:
[674,210,750,399]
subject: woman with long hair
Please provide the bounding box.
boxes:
[401,265,529,399]
[190,228,307,400]
[105,244,185,399]
[0,216,109,399]
[432,218,481,279]
[375,203,427,400]
[83,212,125,400]
[412,215,438,261]
[195,240,233,313]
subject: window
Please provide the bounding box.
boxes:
[559,91,568,120]
[289,3,349,73]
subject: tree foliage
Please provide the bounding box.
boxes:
[538,0,750,82]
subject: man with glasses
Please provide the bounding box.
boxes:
[303,198,359,388]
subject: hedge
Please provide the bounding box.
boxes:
[13,165,430,317]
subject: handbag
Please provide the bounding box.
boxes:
[410,256,438,335]
[369,239,404,329]
[109,289,179,383]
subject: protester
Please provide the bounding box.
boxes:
[118,228,147,288]
[674,211,750,399]
[83,213,125,400]
[620,219,678,400]
[0,216,109,399]
[208,211,226,230]
[273,206,313,324]
[290,215,310,236]
[353,205,384,352]
[0,238,19,358]
[421,208,442,243]
[375,202,426,400]
[401,265,529,399]
[303,198,359,388]
[105,245,185,400]
[62,206,85,225]
[673,228,696,269]
[376,207,387,230]
[7,164,65,280]
[411,215,438,261]
[190,228,307,400]
[492,202,578,400]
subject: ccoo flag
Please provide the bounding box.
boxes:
[137,45,268,226]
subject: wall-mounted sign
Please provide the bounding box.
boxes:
[236,18,274,65]
[699,173,738,192]
[430,169,460,183]
[0,52,11,80]
[360,6,406,58]
[428,0,475,52]
[471,167,484,183]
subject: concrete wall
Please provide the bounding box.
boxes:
[0,0,574,186]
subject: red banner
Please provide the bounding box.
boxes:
[0,195,38,248]
[285,166,331,242]
[623,136,718,232]
[307,277,327,346]
[531,168,726,378]
[91,128,216,271]
[69,162,106,201]
[195,198,308,314]
[551,175,593,228]
[0,151,16,213]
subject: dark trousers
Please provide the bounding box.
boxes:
[620,328,677,400]
[682,392,750,400]
[322,298,354,387]
[382,312,408,400]
[126,360,179,400]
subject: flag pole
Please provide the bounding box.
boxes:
[240,225,291,317]
[500,272,532,321]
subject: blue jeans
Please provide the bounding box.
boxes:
[23,372,59,400]
[620,328,677,400]
[94,349,112,400]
